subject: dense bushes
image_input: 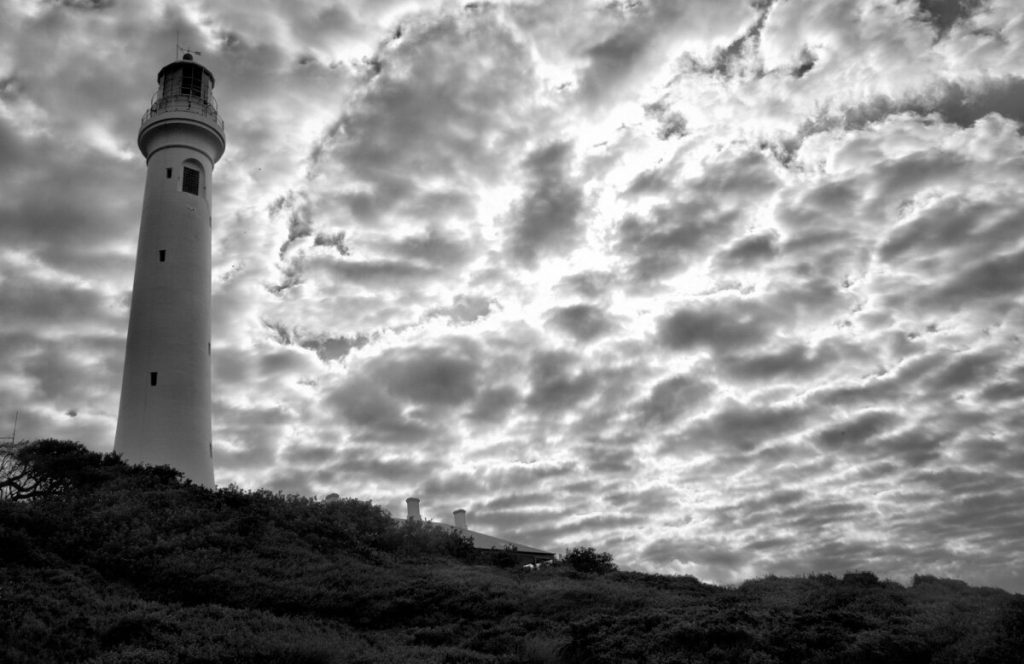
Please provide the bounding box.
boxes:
[562,546,616,575]
[2,440,1023,663]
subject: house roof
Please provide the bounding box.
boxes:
[435,522,555,557]
[394,517,555,557]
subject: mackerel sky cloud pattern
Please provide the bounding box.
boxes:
[2,0,1023,591]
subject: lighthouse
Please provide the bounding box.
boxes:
[114,53,225,487]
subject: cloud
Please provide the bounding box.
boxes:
[312,9,542,223]
[617,149,781,283]
[925,349,1004,392]
[545,304,614,342]
[670,401,809,453]
[506,141,584,266]
[468,385,520,423]
[916,0,985,39]
[524,350,598,412]
[657,297,776,354]
[814,410,902,452]
[719,341,841,382]
[327,375,430,444]
[369,339,481,407]
[714,231,780,270]
[640,375,715,425]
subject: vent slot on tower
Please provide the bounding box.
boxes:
[150,372,158,386]
[159,250,166,262]
[183,167,200,195]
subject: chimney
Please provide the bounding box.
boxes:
[453,509,467,530]
[406,497,421,521]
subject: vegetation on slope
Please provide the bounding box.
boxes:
[2,440,1022,664]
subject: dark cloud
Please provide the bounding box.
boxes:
[327,377,431,444]
[872,149,969,203]
[431,294,494,324]
[213,402,291,469]
[299,334,371,362]
[799,77,1024,141]
[390,228,473,266]
[0,154,139,275]
[480,491,551,512]
[687,2,770,78]
[617,151,779,281]
[657,298,775,353]
[714,231,780,270]
[641,375,715,424]
[917,0,984,38]
[878,199,1021,265]
[618,202,740,280]
[642,537,748,569]
[415,471,488,502]
[925,349,1003,393]
[59,0,115,11]
[577,438,637,474]
[545,304,614,342]
[875,427,946,465]
[576,0,665,105]
[0,278,119,331]
[642,101,688,140]
[814,410,903,452]
[317,11,538,221]
[483,460,578,493]
[313,231,349,255]
[929,246,1024,308]
[335,446,440,484]
[282,443,339,467]
[556,271,614,299]
[468,386,520,423]
[980,366,1024,402]
[720,342,839,382]
[713,488,808,529]
[369,339,481,407]
[273,192,314,257]
[553,513,644,537]
[524,351,598,412]
[507,141,584,266]
[665,401,808,455]
[812,353,947,408]
[791,47,816,78]
[311,255,439,285]
[605,486,678,515]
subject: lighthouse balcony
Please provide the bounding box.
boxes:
[141,93,224,132]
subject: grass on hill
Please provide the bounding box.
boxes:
[1,440,1022,664]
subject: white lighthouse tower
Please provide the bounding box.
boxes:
[114,53,225,487]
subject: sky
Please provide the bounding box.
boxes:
[2,0,1024,592]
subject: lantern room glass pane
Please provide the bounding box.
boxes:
[181,64,203,97]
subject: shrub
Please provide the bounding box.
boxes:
[562,546,616,575]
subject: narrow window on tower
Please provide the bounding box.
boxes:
[166,167,172,178]
[182,167,200,195]
[150,372,158,386]
[159,250,166,262]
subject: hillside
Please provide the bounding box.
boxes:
[2,440,1022,664]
